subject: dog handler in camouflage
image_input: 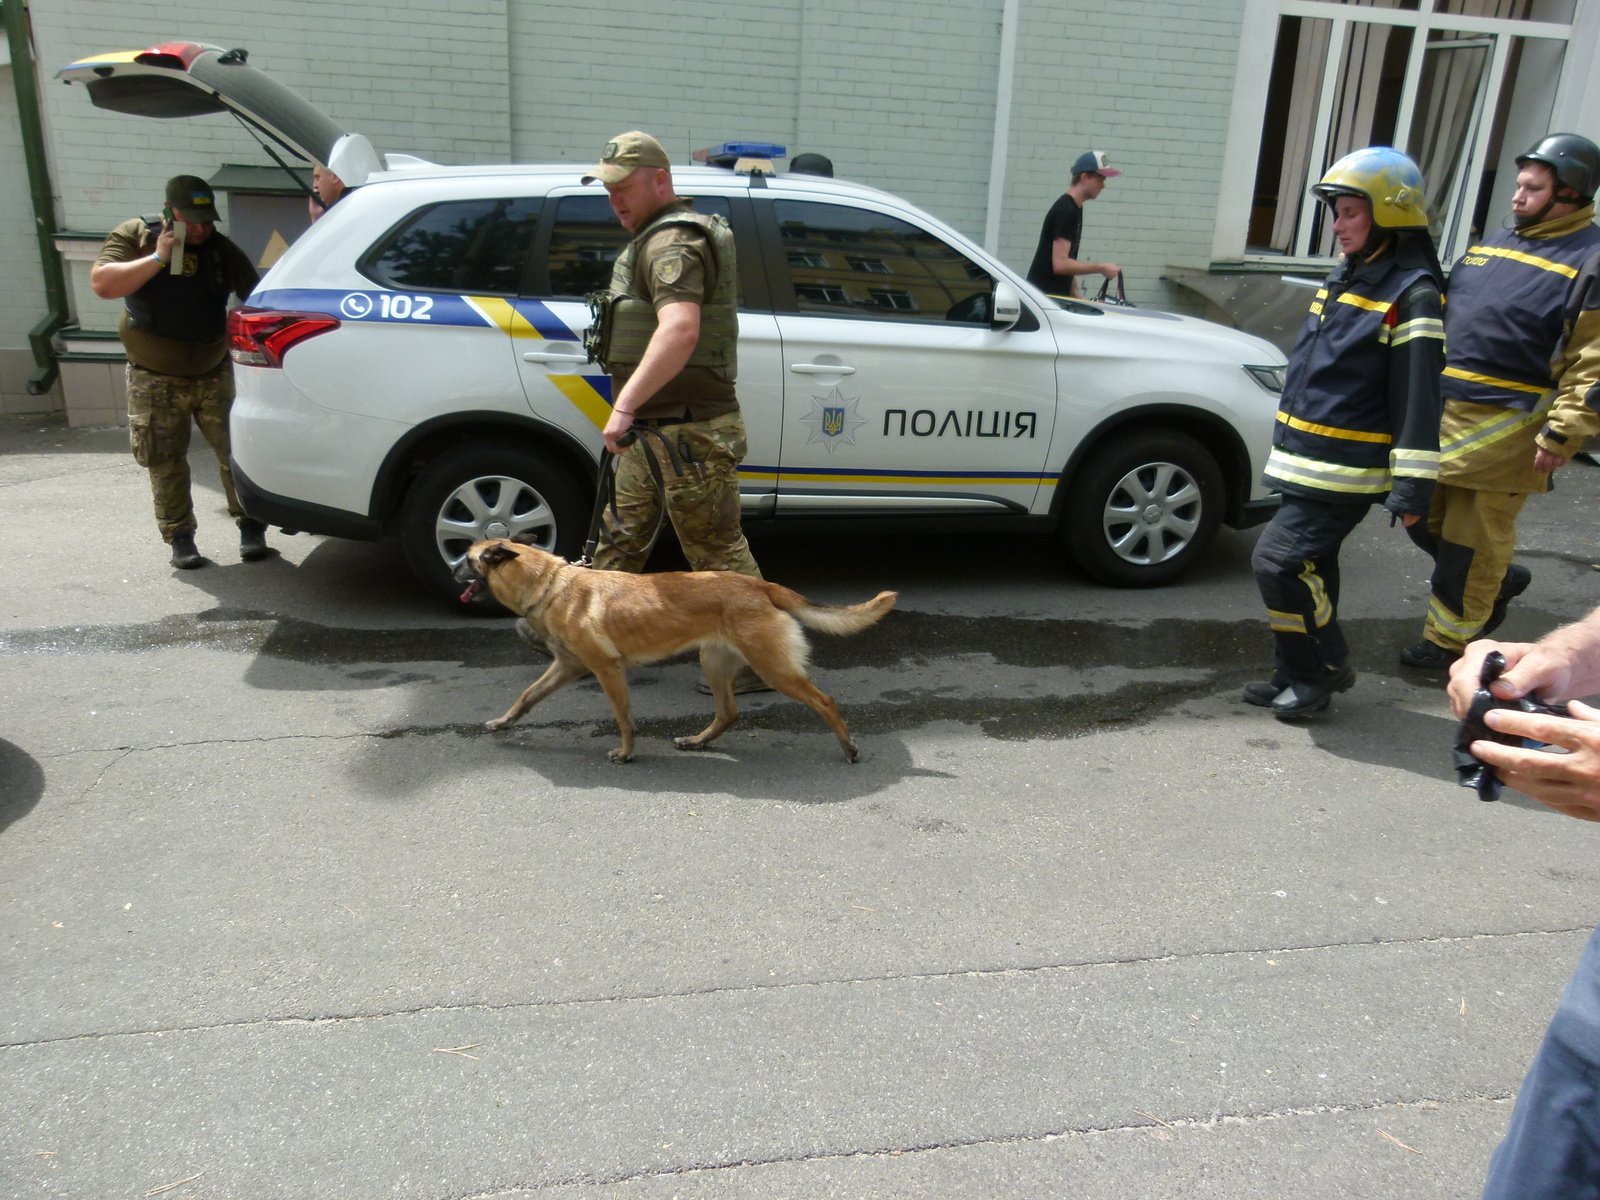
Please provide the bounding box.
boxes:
[578,131,770,691]
[90,175,266,569]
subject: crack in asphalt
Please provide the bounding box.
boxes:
[3,926,1589,1053]
[445,1093,1514,1199]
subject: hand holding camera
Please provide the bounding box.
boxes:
[1454,650,1572,801]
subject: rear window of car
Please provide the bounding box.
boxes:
[363,197,543,294]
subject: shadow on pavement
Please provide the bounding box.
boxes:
[0,739,45,833]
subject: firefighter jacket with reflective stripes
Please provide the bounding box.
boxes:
[1438,207,1600,491]
[1264,250,1445,516]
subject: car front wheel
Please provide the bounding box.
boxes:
[399,443,586,610]
[1063,430,1223,587]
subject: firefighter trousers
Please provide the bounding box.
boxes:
[1405,483,1527,652]
[1252,494,1369,683]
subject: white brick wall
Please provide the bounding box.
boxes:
[2,0,1377,365]
[1000,1,1246,310]
[507,0,1001,236]
[29,3,513,238]
[505,0,806,165]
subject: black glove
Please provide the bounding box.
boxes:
[1454,650,1572,802]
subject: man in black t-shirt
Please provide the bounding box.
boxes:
[1026,150,1123,298]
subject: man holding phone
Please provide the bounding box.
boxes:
[90,175,265,568]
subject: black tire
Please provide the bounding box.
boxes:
[1063,429,1224,587]
[399,443,587,610]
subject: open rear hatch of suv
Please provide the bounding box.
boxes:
[57,42,382,185]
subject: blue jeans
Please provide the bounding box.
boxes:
[1483,925,1600,1199]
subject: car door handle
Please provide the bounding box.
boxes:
[521,350,590,364]
[789,362,857,376]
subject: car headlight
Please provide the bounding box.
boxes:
[1244,364,1286,395]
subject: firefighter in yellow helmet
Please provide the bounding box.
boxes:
[1247,148,1446,718]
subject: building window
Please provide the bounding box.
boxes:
[846,256,890,273]
[795,284,849,306]
[1228,0,1575,267]
[868,288,917,311]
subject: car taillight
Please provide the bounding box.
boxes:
[228,308,340,367]
[133,42,209,70]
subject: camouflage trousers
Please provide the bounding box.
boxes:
[592,409,762,577]
[126,361,245,542]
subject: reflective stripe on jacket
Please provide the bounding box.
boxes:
[1441,207,1600,412]
[1265,251,1445,514]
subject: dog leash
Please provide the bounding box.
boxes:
[573,424,690,567]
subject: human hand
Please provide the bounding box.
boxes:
[1534,447,1570,473]
[1399,512,1420,528]
[601,407,634,455]
[1102,263,1122,279]
[1450,639,1576,717]
[1469,699,1600,819]
[155,223,177,264]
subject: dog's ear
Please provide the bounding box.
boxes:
[480,542,518,567]
[510,531,541,546]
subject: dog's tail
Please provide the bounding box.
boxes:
[772,588,898,636]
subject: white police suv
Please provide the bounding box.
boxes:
[62,43,1286,607]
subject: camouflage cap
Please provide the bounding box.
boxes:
[164,174,218,224]
[582,131,671,185]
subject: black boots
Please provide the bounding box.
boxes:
[239,519,272,562]
[169,533,204,569]
[169,522,271,569]
[1269,663,1357,719]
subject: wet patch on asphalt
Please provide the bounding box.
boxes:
[0,607,1471,744]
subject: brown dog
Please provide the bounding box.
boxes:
[456,539,897,763]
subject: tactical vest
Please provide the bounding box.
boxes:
[1265,258,1438,500]
[1440,207,1600,412]
[587,206,737,374]
[124,227,237,344]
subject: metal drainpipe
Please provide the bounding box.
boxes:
[5,0,71,395]
[983,0,1020,256]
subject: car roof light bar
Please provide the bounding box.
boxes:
[692,141,787,176]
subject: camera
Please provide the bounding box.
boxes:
[1455,650,1571,801]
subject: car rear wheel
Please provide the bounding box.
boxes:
[1063,430,1223,587]
[400,443,586,611]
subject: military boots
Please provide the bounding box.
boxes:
[240,519,272,562]
[169,533,204,569]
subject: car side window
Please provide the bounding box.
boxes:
[547,194,734,299]
[363,197,542,294]
[773,200,995,324]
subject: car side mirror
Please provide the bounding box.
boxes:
[991,279,1022,331]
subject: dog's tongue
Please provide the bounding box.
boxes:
[459,579,482,604]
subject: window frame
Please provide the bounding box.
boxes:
[1214,0,1577,270]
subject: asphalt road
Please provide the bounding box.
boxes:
[3,413,1599,1200]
